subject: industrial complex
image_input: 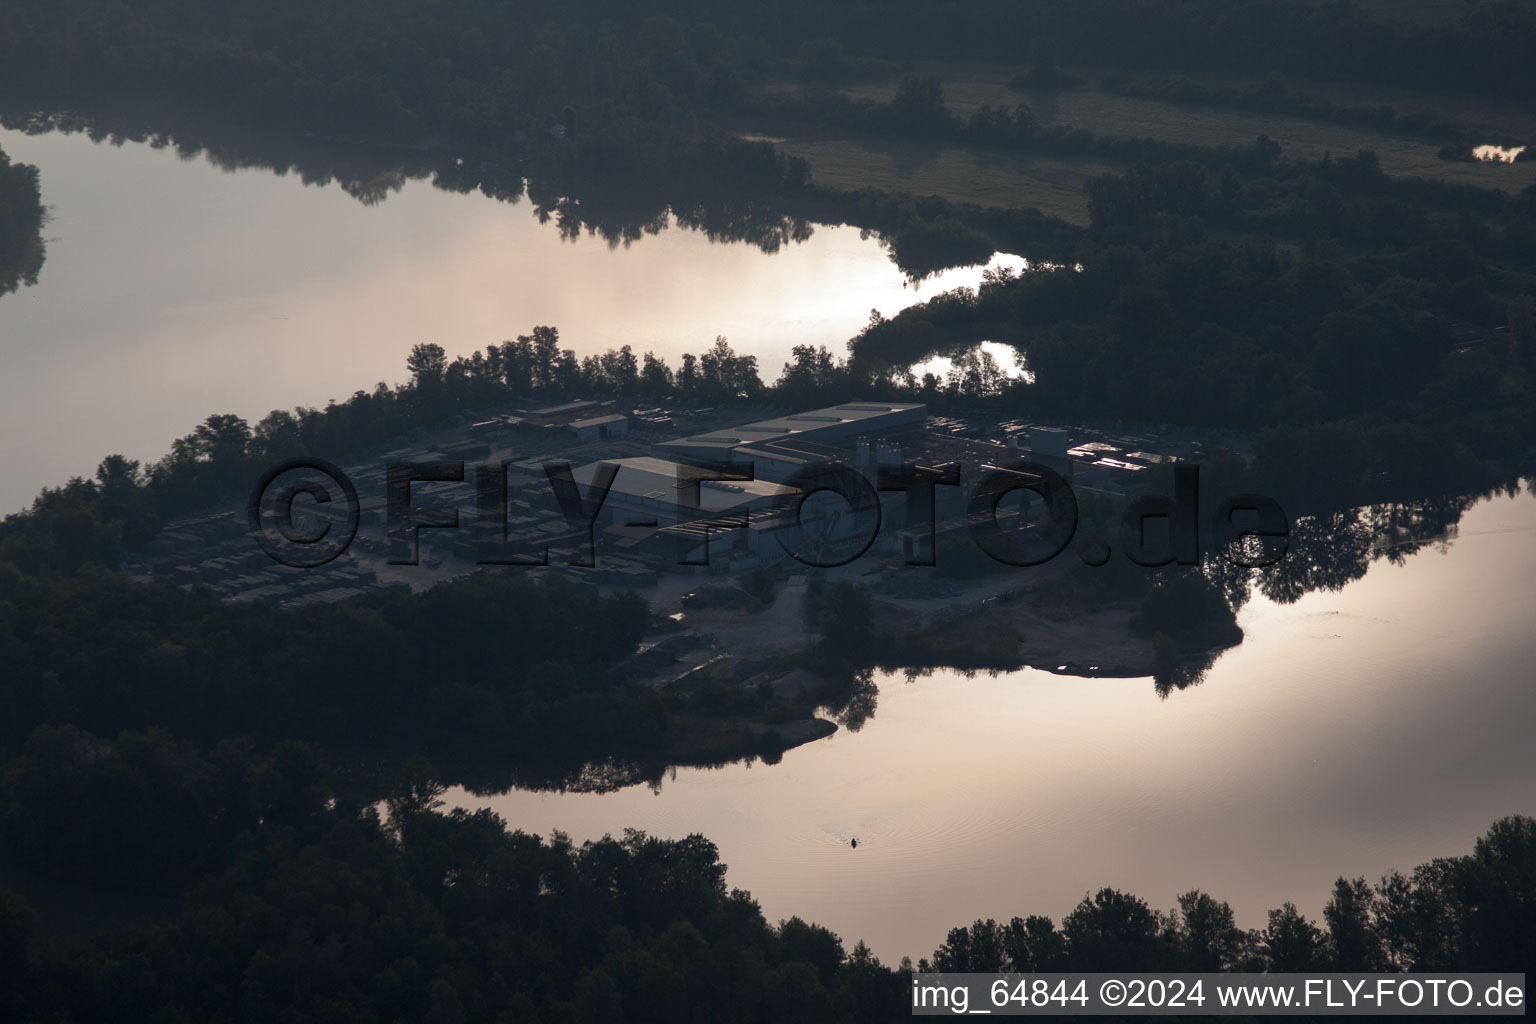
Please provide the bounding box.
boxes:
[126,397,1214,606]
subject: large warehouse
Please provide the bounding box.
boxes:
[653,402,927,477]
[567,456,801,531]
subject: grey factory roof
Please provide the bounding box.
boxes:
[657,402,926,454]
[570,457,799,512]
[569,413,629,428]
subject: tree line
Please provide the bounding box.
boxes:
[849,144,1536,518]
[1097,70,1531,152]
[0,327,1034,576]
[2,760,1530,1022]
[0,144,44,297]
[5,0,1533,291]
[746,73,1371,176]
[5,1,1536,153]
[0,566,667,786]
[923,816,1536,975]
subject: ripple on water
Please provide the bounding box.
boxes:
[750,803,1081,896]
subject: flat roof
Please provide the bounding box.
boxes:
[523,400,601,417]
[658,507,791,538]
[736,435,851,465]
[659,402,926,452]
[571,457,799,511]
[570,414,628,428]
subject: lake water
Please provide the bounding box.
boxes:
[0,126,1018,513]
[5,125,1533,967]
[453,491,1536,964]
[1473,144,1526,163]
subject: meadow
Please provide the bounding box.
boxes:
[766,62,1536,207]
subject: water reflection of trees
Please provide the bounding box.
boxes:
[3,109,1524,790]
[822,490,1512,738]
[1250,493,1478,607]
[449,665,878,796]
[920,489,1500,708]
[1166,490,1491,695]
[1153,645,1221,698]
[1,107,821,259]
[819,668,879,733]
[0,137,45,297]
[453,754,668,798]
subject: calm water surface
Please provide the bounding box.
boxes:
[1474,144,1527,162]
[454,492,1536,963]
[0,126,1017,512]
[5,126,1532,967]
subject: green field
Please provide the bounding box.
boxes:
[771,136,1113,223]
[788,64,1536,196]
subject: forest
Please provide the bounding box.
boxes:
[1,783,1531,1020]
[2,0,1535,276]
[4,0,1536,151]
[3,0,1536,1013]
[0,144,44,297]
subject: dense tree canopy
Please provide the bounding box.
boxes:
[3,3,1535,1015]
[1,791,1529,1020]
[0,144,44,296]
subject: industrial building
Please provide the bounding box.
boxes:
[143,390,1213,602]
[567,413,630,441]
[655,402,927,481]
[565,456,804,569]
[568,456,801,531]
